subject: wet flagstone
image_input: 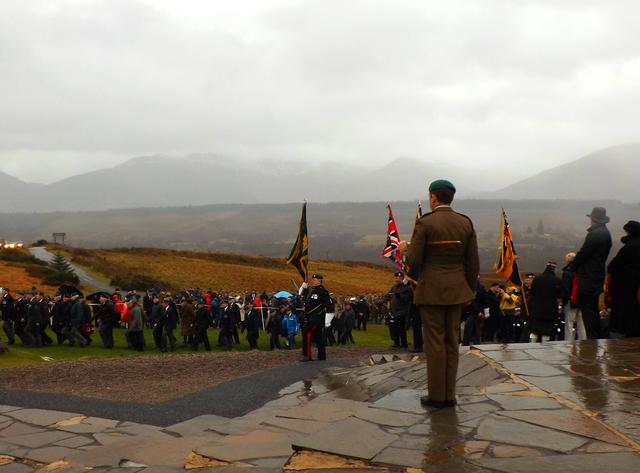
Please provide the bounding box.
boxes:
[474,452,640,473]
[498,409,629,446]
[293,417,397,460]
[476,415,588,452]
[1,340,640,471]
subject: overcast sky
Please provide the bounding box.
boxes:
[1,0,640,184]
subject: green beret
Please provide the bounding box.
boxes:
[429,179,456,193]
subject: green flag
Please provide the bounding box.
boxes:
[286,202,309,282]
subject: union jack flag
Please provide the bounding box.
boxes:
[382,204,405,270]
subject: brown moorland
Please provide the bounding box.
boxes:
[0,261,60,294]
[65,247,395,296]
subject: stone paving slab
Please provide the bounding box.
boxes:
[473,452,640,473]
[3,409,80,427]
[371,389,426,414]
[164,415,229,437]
[498,409,629,446]
[0,423,45,438]
[6,430,75,448]
[476,414,588,452]
[293,417,398,461]
[196,429,296,462]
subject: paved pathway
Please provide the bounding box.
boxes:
[28,247,115,293]
[0,340,639,472]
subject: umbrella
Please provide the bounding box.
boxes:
[274,291,293,299]
[86,291,111,302]
[57,285,84,297]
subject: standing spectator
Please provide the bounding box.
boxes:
[562,253,586,342]
[242,303,261,350]
[227,297,241,344]
[25,292,46,347]
[385,271,412,348]
[193,300,212,351]
[282,307,300,349]
[498,286,518,343]
[483,283,503,342]
[529,262,563,343]
[127,298,144,351]
[64,294,88,347]
[149,295,163,349]
[180,299,196,346]
[1,288,15,345]
[462,279,489,346]
[266,307,283,350]
[50,294,69,344]
[607,220,640,338]
[339,300,356,344]
[569,207,613,339]
[355,295,370,331]
[161,297,177,352]
[13,292,28,345]
[143,289,155,327]
[95,294,117,348]
[218,300,233,351]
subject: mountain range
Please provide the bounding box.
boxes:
[0,144,638,212]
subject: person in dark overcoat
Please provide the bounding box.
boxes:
[529,262,563,342]
[180,300,196,345]
[242,303,261,349]
[568,207,612,338]
[193,300,212,351]
[607,220,640,338]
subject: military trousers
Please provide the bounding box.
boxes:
[420,304,463,402]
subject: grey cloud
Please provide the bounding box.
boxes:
[1,0,640,184]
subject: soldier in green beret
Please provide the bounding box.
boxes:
[399,179,479,409]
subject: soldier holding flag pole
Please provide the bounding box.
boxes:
[286,202,331,362]
[399,180,479,409]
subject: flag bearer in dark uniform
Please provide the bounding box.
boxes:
[399,179,479,409]
[385,272,412,348]
[301,274,331,362]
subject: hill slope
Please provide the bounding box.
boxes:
[0,155,485,212]
[66,247,395,297]
[488,143,640,202]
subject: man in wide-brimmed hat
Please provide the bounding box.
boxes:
[568,207,612,339]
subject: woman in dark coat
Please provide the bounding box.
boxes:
[529,262,563,342]
[607,221,640,338]
[180,300,196,345]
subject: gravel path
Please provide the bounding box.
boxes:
[0,347,379,426]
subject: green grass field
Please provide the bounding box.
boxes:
[0,324,392,369]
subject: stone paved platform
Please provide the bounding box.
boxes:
[0,339,639,472]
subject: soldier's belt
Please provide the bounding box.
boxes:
[426,240,462,245]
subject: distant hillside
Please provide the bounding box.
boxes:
[2,199,636,273]
[0,155,493,212]
[65,247,393,297]
[487,143,640,202]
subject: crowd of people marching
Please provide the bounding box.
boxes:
[1,209,639,354]
[0,285,379,353]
